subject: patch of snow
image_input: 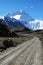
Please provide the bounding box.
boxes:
[29,19,43,30]
[0,16,4,19]
[12,15,21,20]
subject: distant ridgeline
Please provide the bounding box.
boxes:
[29,21,40,30]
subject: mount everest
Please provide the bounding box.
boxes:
[0,10,43,31]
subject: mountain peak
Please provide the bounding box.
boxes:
[13,10,34,21]
[4,10,34,22]
[19,10,26,14]
[20,10,23,13]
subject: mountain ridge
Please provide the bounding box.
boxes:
[0,10,43,30]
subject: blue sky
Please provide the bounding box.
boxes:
[0,0,43,20]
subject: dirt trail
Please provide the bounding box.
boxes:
[0,37,43,65]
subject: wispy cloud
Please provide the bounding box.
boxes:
[25,6,34,9]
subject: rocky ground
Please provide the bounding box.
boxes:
[0,32,43,65]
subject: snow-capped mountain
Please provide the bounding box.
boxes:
[0,16,4,19]
[0,10,43,30]
[12,10,34,21]
[29,19,43,30]
[4,10,34,29]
